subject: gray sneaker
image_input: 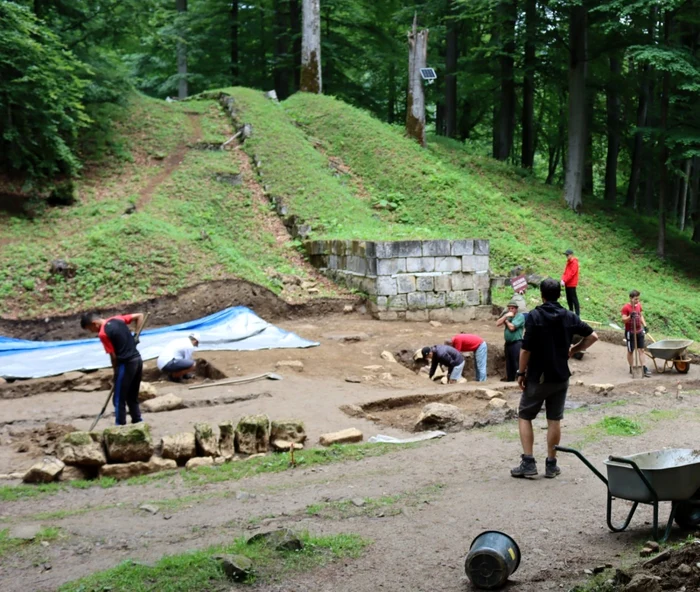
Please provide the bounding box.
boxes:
[545,458,561,479]
[511,454,537,478]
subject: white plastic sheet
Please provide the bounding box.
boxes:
[367,431,447,444]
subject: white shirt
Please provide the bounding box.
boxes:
[156,338,196,370]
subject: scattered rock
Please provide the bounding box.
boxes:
[324,332,370,343]
[639,547,654,557]
[271,439,304,451]
[429,320,442,327]
[642,549,671,567]
[236,491,256,501]
[473,388,503,400]
[380,350,398,363]
[194,423,219,457]
[575,380,585,386]
[488,398,508,409]
[218,554,253,582]
[590,384,615,395]
[161,432,197,462]
[677,563,692,575]
[57,431,106,466]
[23,457,65,483]
[236,415,271,454]
[275,360,304,372]
[141,394,184,413]
[623,573,662,592]
[0,472,26,480]
[138,382,158,401]
[345,376,362,383]
[351,498,366,507]
[343,305,354,313]
[61,371,85,382]
[415,403,464,433]
[99,457,176,480]
[654,386,667,395]
[49,259,77,280]
[219,421,235,457]
[363,365,384,371]
[103,423,153,463]
[73,383,102,392]
[592,565,606,574]
[340,404,365,418]
[9,524,44,540]
[139,504,159,515]
[319,428,363,446]
[379,372,393,381]
[185,456,215,470]
[248,528,303,551]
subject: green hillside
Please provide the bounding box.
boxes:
[1,88,699,343]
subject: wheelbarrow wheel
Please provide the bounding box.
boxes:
[674,360,690,374]
[674,489,700,529]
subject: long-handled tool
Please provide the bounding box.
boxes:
[89,314,150,431]
[630,313,644,379]
[188,372,282,390]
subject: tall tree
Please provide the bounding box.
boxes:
[521,0,537,168]
[563,2,587,212]
[444,1,458,138]
[231,0,239,84]
[493,0,517,161]
[603,53,621,202]
[406,14,428,147]
[176,0,188,99]
[300,0,322,92]
[657,10,672,258]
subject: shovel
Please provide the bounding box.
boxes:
[630,314,644,379]
[89,313,150,431]
[188,372,283,390]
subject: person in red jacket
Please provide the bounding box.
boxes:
[447,333,487,381]
[560,249,580,317]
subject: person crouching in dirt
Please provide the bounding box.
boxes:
[81,312,145,426]
[447,333,488,381]
[157,333,200,382]
[621,290,651,377]
[496,300,525,382]
[422,345,465,384]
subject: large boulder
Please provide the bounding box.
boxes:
[23,457,65,483]
[103,423,153,463]
[235,415,270,455]
[414,403,464,432]
[57,431,106,467]
[194,423,219,457]
[217,554,253,582]
[185,456,215,470]
[161,432,197,463]
[99,456,176,480]
[270,420,306,445]
[219,422,235,457]
[141,394,184,413]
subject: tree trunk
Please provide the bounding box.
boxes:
[176,0,188,100]
[690,157,700,242]
[300,0,322,93]
[521,0,536,168]
[406,14,428,147]
[445,2,458,138]
[564,3,587,212]
[290,0,301,90]
[273,0,291,100]
[388,62,396,123]
[494,0,517,161]
[604,54,621,203]
[231,0,239,84]
[625,66,651,208]
[657,11,672,259]
[679,158,691,230]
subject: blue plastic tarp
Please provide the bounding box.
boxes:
[0,306,319,379]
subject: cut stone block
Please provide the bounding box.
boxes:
[99,457,176,480]
[451,273,475,291]
[141,393,184,413]
[393,241,423,257]
[138,382,158,402]
[452,307,477,322]
[435,257,461,272]
[275,360,304,372]
[387,294,408,311]
[461,255,489,272]
[416,276,434,292]
[103,423,153,463]
[474,239,490,255]
[426,292,446,309]
[235,414,271,454]
[415,403,464,432]
[422,240,451,256]
[270,420,306,445]
[376,276,397,296]
[377,311,399,321]
[57,431,106,467]
[59,465,94,481]
[406,257,435,272]
[195,423,219,457]
[377,258,406,275]
[23,457,65,483]
[446,291,469,307]
[407,292,427,310]
[451,240,474,256]
[429,308,454,322]
[161,432,197,462]
[185,457,215,470]
[433,275,451,292]
[219,422,235,457]
[406,310,430,322]
[396,275,416,293]
[319,428,363,446]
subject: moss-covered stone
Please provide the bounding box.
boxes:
[270,420,306,445]
[218,421,234,457]
[235,415,270,454]
[58,429,107,466]
[194,423,218,457]
[103,423,153,463]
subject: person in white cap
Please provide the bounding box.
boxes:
[157,333,200,381]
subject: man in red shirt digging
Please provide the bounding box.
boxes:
[448,333,488,381]
[81,312,146,425]
[561,249,580,317]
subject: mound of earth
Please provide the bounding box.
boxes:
[8,422,77,456]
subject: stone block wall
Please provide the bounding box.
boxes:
[306,239,491,321]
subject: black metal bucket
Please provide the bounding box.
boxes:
[464,530,521,589]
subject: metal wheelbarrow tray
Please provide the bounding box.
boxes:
[646,339,694,374]
[556,446,700,542]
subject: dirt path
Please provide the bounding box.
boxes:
[1,313,699,591]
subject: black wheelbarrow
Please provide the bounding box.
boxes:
[556,445,700,542]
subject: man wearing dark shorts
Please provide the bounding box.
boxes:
[511,278,598,479]
[81,312,145,426]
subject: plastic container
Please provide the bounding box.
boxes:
[464,530,521,589]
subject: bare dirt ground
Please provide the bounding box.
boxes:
[1,312,699,591]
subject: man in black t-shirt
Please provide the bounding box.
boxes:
[511,278,598,479]
[81,312,145,426]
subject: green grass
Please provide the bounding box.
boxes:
[59,531,369,591]
[0,443,419,503]
[0,526,61,558]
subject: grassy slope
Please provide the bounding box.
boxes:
[225,88,700,341]
[0,94,316,318]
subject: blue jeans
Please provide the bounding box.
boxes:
[449,360,465,381]
[474,342,487,382]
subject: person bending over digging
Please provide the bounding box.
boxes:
[511,278,598,479]
[157,333,200,382]
[621,290,651,378]
[447,333,488,381]
[422,345,466,384]
[81,312,145,426]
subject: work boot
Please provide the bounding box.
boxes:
[643,366,652,378]
[545,457,561,479]
[511,454,537,478]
